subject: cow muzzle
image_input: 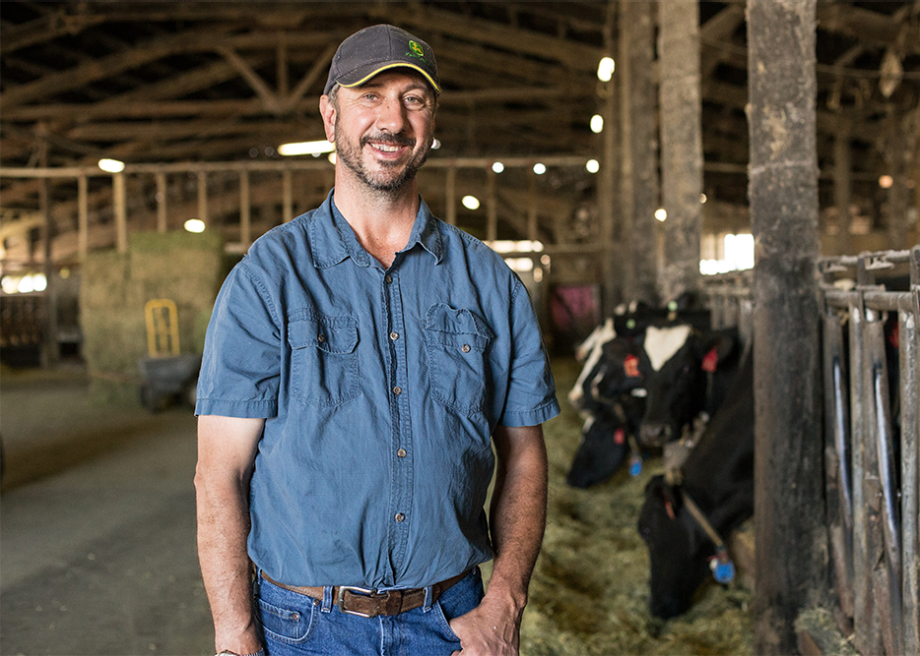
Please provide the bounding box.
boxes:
[639,422,671,447]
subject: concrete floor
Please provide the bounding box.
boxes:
[1,367,214,656]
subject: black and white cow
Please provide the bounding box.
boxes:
[567,332,647,487]
[638,351,754,619]
[566,378,646,487]
[637,324,743,447]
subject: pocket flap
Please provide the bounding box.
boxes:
[287,315,358,354]
[425,303,494,339]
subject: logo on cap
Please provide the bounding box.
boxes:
[407,40,427,62]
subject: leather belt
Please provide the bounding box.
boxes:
[260,570,469,618]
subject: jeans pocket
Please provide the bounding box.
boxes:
[432,569,485,642]
[425,304,493,416]
[258,596,317,645]
[287,311,360,408]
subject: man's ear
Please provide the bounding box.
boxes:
[319,95,336,143]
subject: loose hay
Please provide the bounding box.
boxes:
[517,357,754,656]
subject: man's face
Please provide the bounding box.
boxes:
[321,70,437,193]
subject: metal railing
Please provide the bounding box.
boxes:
[820,246,920,656]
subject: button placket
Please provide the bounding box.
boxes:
[382,267,412,575]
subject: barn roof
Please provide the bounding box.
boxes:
[1,1,918,258]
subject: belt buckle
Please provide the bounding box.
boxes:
[337,585,377,617]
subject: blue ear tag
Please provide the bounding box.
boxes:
[709,548,735,584]
[629,454,642,477]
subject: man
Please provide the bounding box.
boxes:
[195,24,559,656]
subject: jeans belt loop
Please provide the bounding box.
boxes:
[321,585,334,613]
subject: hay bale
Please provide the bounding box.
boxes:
[795,607,858,656]
[80,230,224,403]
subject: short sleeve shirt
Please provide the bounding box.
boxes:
[196,191,559,589]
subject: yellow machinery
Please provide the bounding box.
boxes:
[139,299,201,411]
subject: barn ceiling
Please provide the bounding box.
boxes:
[1,1,919,260]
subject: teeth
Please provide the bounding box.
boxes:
[373,143,400,152]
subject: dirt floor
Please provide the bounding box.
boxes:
[0,358,753,656]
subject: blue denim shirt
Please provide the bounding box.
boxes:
[196,191,559,589]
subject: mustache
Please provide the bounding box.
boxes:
[360,133,415,148]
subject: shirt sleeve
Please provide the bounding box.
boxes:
[499,279,561,427]
[195,261,281,418]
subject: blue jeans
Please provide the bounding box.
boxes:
[256,568,485,655]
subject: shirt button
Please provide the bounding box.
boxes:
[390,332,399,341]
[393,386,402,396]
[385,274,393,284]
[317,334,326,343]
[461,344,471,353]
[397,448,407,458]
[395,513,406,522]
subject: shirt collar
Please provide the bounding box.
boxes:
[309,189,444,269]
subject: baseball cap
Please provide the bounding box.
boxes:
[324,24,441,96]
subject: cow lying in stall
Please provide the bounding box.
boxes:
[567,335,646,488]
[567,298,743,487]
[638,350,754,619]
[567,304,658,488]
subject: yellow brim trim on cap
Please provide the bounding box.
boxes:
[339,62,441,94]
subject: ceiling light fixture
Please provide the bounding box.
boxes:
[278,140,335,156]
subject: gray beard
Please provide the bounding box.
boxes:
[334,124,430,194]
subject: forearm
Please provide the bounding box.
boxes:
[196,471,260,653]
[195,415,265,655]
[486,425,548,611]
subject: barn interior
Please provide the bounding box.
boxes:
[1,2,919,656]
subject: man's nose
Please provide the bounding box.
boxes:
[375,97,407,133]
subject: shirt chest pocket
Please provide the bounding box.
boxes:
[425,304,494,416]
[287,313,360,408]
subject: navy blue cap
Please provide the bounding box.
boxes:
[324,24,440,96]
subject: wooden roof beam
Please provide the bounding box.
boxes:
[0,24,239,110]
[378,4,602,71]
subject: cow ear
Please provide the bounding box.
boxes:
[699,328,739,366]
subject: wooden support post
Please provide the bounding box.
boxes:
[283,169,293,223]
[658,0,703,302]
[37,124,57,367]
[598,1,619,315]
[748,2,825,653]
[622,0,659,305]
[156,172,168,233]
[197,171,208,226]
[834,124,852,255]
[527,170,538,241]
[486,168,497,242]
[445,166,457,226]
[77,175,88,261]
[618,0,634,304]
[886,128,910,251]
[114,172,127,254]
[240,170,251,248]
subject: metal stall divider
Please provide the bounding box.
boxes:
[902,247,920,656]
[819,246,920,656]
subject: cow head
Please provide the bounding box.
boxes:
[638,476,711,618]
[568,319,617,411]
[590,337,646,405]
[566,408,630,488]
[638,327,738,447]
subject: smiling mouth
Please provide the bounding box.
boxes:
[370,142,403,153]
